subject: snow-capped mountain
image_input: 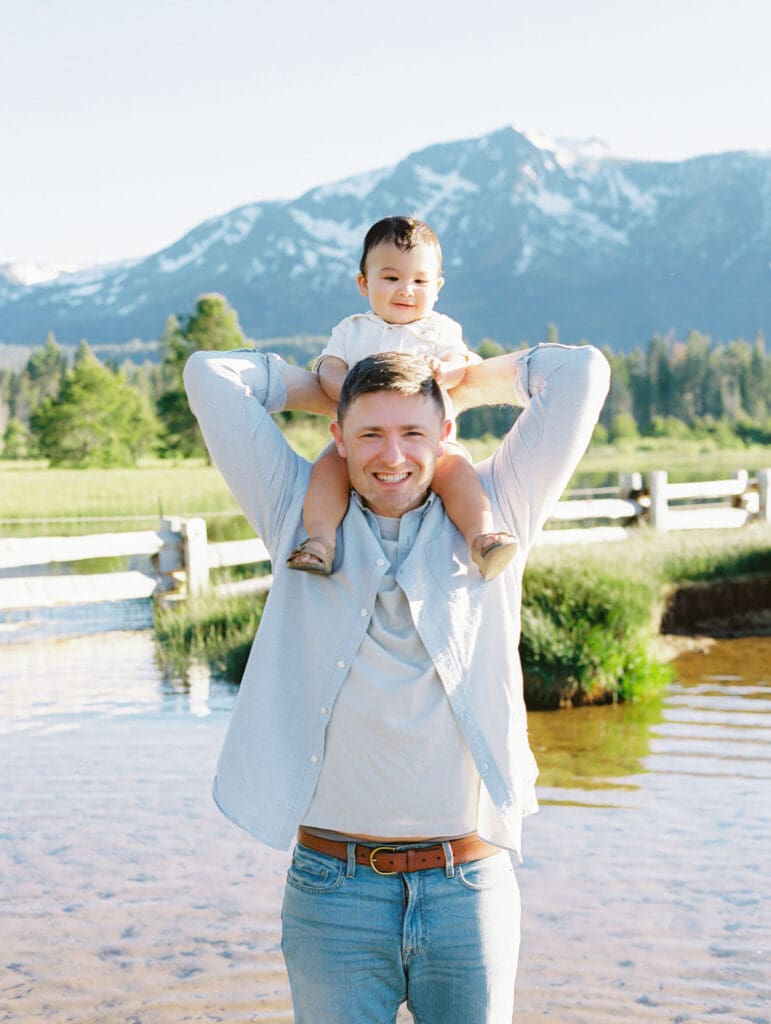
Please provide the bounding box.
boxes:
[2,126,769,352]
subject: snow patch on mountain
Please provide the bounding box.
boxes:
[1,261,88,286]
[159,243,205,274]
[158,207,261,274]
[290,210,363,252]
[524,131,614,171]
[531,188,574,217]
[118,295,148,316]
[314,165,392,201]
[413,166,479,220]
[514,241,535,275]
[221,204,262,244]
[69,281,104,298]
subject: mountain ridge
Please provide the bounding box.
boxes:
[3,126,769,353]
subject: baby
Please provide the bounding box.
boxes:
[287,215,517,581]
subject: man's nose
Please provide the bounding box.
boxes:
[380,436,405,464]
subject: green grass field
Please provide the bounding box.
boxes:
[2,429,769,535]
[0,459,240,534]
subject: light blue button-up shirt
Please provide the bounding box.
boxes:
[184,343,610,858]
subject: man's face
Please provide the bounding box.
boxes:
[357,242,443,326]
[330,390,451,518]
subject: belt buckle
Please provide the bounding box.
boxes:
[369,845,398,875]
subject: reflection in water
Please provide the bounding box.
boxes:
[0,631,237,733]
[0,598,154,644]
[529,699,663,801]
[517,636,771,1023]
[0,632,769,1022]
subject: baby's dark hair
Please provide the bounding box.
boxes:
[359,216,442,277]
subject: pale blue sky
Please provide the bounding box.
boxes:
[2,0,769,266]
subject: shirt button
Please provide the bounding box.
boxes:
[310,755,319,764]
[336,660,345,669]
[360,608,368,617]
[376,558,385,567]
[482,762,489,771]
[319,706,327,716]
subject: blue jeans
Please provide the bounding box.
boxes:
[281,841,521,1023]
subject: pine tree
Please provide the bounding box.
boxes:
[30,343,160,467]
[156,294,247,457]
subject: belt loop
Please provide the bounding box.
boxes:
[345,841,357,878]
[442,840,455,878]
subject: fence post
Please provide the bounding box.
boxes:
[648,471,668,531]
[619,472,642,498]
[155,517,185,593]
[182,517,209,596]
[730,469,749,507]
[758,469,771,523]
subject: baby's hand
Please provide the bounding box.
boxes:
[421,354,443,380]
[421,356,462,387]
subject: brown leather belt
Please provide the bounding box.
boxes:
[296,827,499,876]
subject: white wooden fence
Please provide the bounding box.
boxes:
[1,470,769,613]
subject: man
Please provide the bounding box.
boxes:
[184,342,609,1023]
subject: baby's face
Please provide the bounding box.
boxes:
[357,242,443,325]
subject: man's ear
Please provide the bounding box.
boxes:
[437,417,452,455]
[356,273,369,297]
[330,419,346,458]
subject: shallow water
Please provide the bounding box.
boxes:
[1,632,769,1023]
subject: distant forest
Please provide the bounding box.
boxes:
[1,294,769,466]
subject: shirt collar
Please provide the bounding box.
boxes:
[364,311,435,332]
[352,489,436,524]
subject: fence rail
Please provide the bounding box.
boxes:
[1,469,769,613]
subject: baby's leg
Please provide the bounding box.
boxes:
[287,442,350,573]
[432,450,518,581]
[432,450,494,547]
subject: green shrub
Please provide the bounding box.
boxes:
[520,557,670,709]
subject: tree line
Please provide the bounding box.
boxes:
[1,294,769,467]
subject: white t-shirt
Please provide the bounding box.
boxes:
[313,311,481,372]
[302,507,481,838]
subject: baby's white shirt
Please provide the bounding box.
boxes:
[313,311,480,372]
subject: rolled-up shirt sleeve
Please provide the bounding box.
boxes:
[183,349,304,553]
[483,344,610,551]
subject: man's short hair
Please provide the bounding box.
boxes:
[359,216,443,277]
[337,352,445,424]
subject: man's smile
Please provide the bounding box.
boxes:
[373,471,410,483]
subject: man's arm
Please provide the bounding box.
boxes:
[465,345,611,551]
[183,350,335,551]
